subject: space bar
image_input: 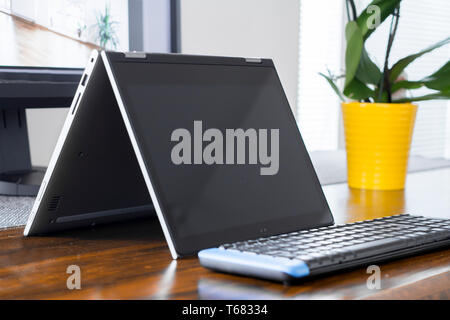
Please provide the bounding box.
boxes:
[345,238,408,259]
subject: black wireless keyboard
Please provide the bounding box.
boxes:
[199,214,450,282]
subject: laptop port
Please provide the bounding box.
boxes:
[81,74,88,86]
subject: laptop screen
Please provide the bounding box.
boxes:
[109,54,333,255]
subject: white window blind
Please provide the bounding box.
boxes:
[361,0,450,159]
[296,0,345,151]
[0,0,11,12]
[297,0,450,159]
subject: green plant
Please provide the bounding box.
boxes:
[95,4,119,50]
[321,0,450,103]
[77,22,87,39]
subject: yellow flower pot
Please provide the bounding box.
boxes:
[342,102,417,190]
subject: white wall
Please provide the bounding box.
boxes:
[142,0,171,52]
[180,0,300,110]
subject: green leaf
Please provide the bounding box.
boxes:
[392,90,450,103]
[319,72,345,102]
[356,0,401,40]
[344,78,375,101]
[344,21,363,87]
[355,47,382,85]
[391,80,424,93]
[389,61,450,93]
[422,61,450,91]
[389,37,450,83]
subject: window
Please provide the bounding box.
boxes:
[362,0,450,159]
[297,1,345,151]
[0,0,11,12]
[5,0,129,50]
[48,0,88,40]
[297,0,450,159]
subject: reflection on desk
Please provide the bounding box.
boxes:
[0,169,449,299]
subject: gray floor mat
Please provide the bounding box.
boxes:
[0,196,35,229]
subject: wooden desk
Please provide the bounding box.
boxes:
[1,169,449,299]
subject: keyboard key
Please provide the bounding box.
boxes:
[410,227,431,232]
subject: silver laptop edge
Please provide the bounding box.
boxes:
[24,50,100,236]
[100,51,179,259]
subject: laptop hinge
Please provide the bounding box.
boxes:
[124,52,147,59]
[245,57,262,63]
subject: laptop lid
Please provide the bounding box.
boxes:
[103,52,334,257]
[24,51,154,236]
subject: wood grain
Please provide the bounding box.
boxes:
[1,169,449,299]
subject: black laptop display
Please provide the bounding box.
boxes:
[106,53,333,255]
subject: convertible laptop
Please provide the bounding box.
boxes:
[25,50,450,283]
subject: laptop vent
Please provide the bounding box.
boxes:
[47,196,61,212]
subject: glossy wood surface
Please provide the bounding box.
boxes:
[1,169,449,300]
